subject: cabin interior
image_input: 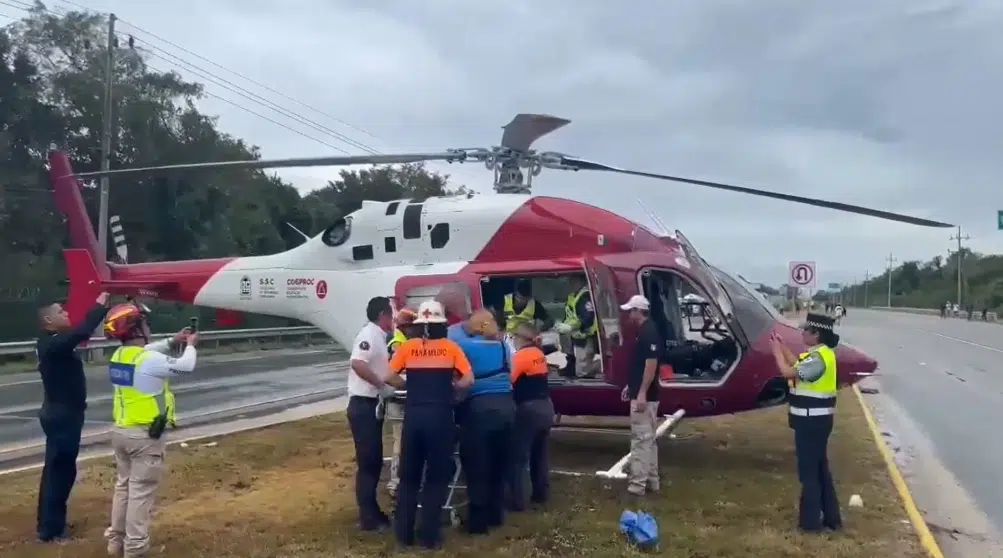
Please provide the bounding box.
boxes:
[477,270,740,387]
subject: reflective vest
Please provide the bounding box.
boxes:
[565,287,598,339]
[503,294,536,333]
[388,329,408,355]
[109,346,176,428]
[788,345,837,419]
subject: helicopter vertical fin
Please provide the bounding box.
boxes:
[48,152,109,276]
[61,248,105,329]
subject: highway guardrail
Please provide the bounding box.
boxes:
[0,326,329,357]
[868,306,998,322]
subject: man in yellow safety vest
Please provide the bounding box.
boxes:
[770,312,842,534]
[554,275,598,379]
[499,280,554,342]
[102,302,199,558]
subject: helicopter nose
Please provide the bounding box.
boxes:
[835,344,878,386]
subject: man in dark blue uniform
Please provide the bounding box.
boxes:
[35,292,111,542]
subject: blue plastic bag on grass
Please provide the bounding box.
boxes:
[619,509,659,549]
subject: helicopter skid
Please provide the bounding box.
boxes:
[550,409,686,479]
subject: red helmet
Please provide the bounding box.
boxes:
[103,302,150,341]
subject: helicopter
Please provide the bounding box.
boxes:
[47,113,952,421]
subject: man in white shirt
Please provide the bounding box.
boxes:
[348,296,396,531]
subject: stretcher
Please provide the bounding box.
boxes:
[379,389,467,527]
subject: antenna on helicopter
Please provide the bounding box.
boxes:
[284,222,311,242]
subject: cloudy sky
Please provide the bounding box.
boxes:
[10,0,1003,288]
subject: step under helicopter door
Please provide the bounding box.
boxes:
[582,255,624,385]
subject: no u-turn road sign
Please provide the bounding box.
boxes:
[789,261,816,288]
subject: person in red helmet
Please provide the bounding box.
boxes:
[102,301,199,558]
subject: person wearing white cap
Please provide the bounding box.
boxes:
[619,294,663,496]
[385,300,474,549]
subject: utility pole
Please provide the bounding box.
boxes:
[863,271,870,307]
[885,253,896,307]
[949,225,971,308]
[97,13,117,265]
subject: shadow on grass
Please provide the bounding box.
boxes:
[0,398,923,558]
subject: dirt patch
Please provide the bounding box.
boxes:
[0,396,923,557]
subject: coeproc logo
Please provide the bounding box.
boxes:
[287,278,315,286]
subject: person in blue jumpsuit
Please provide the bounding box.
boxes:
[385,300,474,549]
[448,309,515,534]
[770,312,843,533]
[35,292,111,542]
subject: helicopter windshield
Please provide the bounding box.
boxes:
[709,267,777,341]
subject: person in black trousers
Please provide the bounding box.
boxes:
[35,292,111,542]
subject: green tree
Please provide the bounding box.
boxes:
[0,7,468,341]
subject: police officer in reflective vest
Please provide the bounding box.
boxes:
[386,300,474,549]
[499,280,553,343]
[555,274,598,378]
[770,313,842,533]
[102,302,198,557]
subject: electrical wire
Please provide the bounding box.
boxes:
[129,37,374,154]
[17,0,482,186]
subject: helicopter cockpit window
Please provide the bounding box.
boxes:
[321,216,352,247]
[710,266,772,340]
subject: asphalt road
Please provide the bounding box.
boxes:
[842,309,1003,549]
[0,347,348,449]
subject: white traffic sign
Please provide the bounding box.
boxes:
[789,261,816,287]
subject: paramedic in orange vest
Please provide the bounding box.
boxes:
[507,322,554,510]
[386,300,473,549]
[102,302,198,558]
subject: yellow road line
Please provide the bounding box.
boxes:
[853,384,945,558]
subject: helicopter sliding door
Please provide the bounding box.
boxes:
[672,230,749,347]
[582,255,624,384]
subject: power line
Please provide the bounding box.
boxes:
[53,0,379,144]
[140,60,354,154]
[129,37,372,154]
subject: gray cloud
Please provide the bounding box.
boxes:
[79,0,1003,286]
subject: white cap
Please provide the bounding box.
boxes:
[413,300,448,324]
[620,295,650,312]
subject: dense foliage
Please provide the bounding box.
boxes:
[836,249,1003,311]
[0,7,466,341]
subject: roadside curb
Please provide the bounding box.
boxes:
[853,384,946,558]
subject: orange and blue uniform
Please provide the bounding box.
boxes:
[508,346,554,509]
[388,337,471,548]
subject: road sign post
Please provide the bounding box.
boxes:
[789,261,817,290]
[998,210,1003,231]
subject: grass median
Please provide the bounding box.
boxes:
[0,394,922,558]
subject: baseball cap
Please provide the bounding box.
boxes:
[620,295,650,312]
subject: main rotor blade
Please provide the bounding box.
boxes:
[561,156,954,228]
[67,152,462,179]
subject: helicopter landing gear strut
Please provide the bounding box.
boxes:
[549,409,687,480]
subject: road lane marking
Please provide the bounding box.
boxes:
[917,329,1003,354]
[854,385,946,558]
